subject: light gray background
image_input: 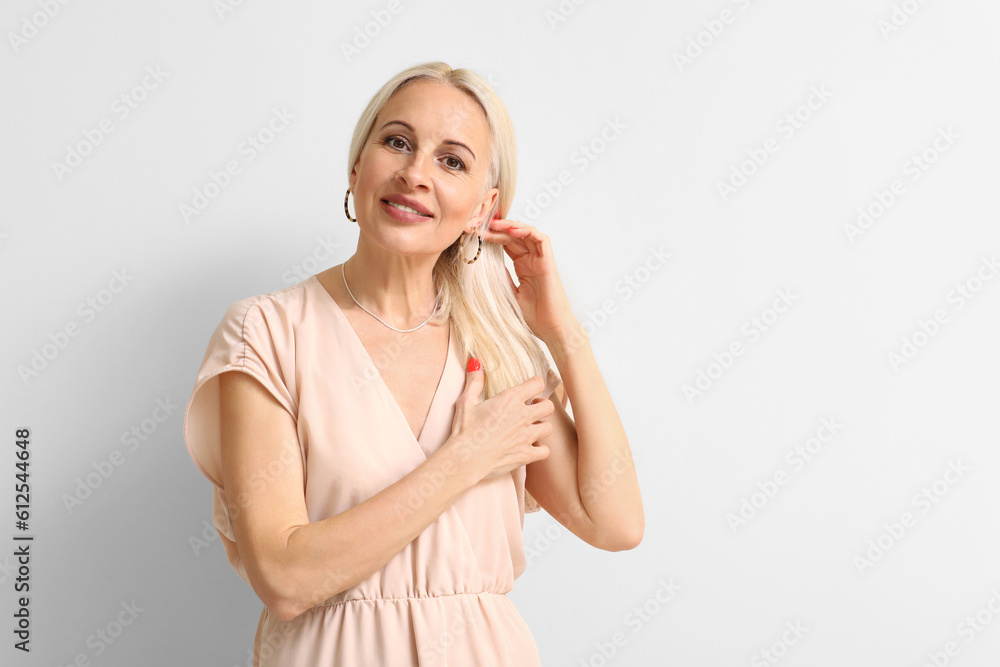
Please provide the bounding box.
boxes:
[2,0,999,665]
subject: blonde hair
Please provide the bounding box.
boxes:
[347,61,559,434]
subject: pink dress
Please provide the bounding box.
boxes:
[183,274,561,666]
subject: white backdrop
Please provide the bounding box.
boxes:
[2,0,999,665]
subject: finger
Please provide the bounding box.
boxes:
[529,443,550,462]
[533,418,554,440]
[501,240,527,264]
[515,374,548,403]
[489,217,532,241]
[495,220,546,261]
[485,217,516,237]
[514,223,547,259]
[497,218,531,237]
[490,217,520,232]
[530,395,556,414]
[498,373,546,405]
[463,356,485,402]
[527,399,555,424]
[484,225,529,254]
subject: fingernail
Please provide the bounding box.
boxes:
[467,356,481,372]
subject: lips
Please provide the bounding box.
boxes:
[381,193,432,217]
[383,200,432,217]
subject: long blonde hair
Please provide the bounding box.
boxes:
[347,61,559,406]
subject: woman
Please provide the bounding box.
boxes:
[183,61,643,666]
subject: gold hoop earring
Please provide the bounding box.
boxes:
[462,231,482,264]
[344,187,357,222]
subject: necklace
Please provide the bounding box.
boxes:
[341,260,438,333]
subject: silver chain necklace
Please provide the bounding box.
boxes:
[341,260,438,333]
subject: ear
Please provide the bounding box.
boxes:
[349,166,357,190]
[472,186,500,225]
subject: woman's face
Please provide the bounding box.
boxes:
[349,79,499,256]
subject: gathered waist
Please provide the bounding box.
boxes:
[315,590,510,611]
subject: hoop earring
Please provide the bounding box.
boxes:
[462,231,482,264]
[344,187,357,222]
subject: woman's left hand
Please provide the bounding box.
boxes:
[483,217,578,342]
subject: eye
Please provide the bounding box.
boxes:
[443,155,466,171]
[384,135,409,150]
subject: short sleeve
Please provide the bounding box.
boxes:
[183,298,300,584]
[523,349,565,515]
[183,298,298,493]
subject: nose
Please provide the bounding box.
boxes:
[395,150,432,190]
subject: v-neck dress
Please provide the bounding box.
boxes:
[183,274,562,666]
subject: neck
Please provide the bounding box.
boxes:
[343,247,439,327]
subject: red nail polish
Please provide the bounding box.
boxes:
[467,357,481,372]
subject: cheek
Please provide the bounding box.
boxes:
[358,156,387,184]
[439,184,480,216]
[355,149,394,185]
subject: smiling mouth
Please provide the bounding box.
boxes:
[383,200,432,217]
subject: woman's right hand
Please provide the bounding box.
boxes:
[444,357,554,482]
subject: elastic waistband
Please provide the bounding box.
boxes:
[316,590,509,610]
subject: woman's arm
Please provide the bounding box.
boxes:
[482,217,643,551]
[218,371,482,622]
[526,321,644,550]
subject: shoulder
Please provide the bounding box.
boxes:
[222,278,312,332]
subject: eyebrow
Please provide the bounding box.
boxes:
[378,120,476,161]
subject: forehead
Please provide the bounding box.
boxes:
[376,79,491,148]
